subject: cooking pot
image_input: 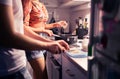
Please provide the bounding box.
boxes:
[54,34,78,45]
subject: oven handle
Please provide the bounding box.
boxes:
[50,56,61,69]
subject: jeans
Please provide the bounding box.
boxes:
[26,50,46,61]
[0,67,32,79]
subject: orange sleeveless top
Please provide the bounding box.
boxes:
[22,0,49,27]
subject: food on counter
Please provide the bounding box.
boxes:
[69,44,80,48]
[68,49,80,53]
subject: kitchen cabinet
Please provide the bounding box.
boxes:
[62,53,87,79]
[60,0,90,9]
[40,0,59,8]
[41,0,90,8]
[46,52,87,79]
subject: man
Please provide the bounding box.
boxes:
[0,0,69,79]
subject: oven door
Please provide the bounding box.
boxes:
[46,52,62,79]
[50,56,62,79]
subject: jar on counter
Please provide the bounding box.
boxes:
[82,35,89,52]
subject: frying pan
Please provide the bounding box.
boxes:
[54,34,78,44]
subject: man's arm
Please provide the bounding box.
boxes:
[24,25,53,42]
[0,4,52,50]
[0,4,69,53]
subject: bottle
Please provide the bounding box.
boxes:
[49,12,59,35]
[83,18,88,29]
[76,17,84,39]
[78,17,83,26]
[49,12,56,23]
[83,18,88,36]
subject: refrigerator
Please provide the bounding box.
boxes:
[88,0,120,79]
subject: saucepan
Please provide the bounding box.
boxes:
[53,34,78,45]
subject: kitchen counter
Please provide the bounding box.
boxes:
[47,39,88,79]
[66,40,88,71]
[65,52,88,71]
[53,39,88,72]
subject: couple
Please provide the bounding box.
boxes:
[0,0,69,79]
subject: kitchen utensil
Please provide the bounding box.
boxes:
[54,34,78,45]
[53,34,61,37]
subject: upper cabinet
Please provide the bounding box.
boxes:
[59,0,90,8]
[40,0,59,8]
[41,0,91,9]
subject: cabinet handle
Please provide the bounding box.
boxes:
[66,69,75,77]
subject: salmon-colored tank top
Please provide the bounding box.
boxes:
[22,0,49,27]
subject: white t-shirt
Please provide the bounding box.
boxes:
[0,0,26,76]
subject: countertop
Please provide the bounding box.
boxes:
[66,53,88,71]
[53,39,88,71]
[65,39,88,71]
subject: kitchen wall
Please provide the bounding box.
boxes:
[70,8,90,34]
[41,0,91,34]
[46,7,71,33]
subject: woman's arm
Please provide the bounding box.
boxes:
[24,23,53,36]
[45,21,68,29]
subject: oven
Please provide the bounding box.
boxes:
[46,52,62,79]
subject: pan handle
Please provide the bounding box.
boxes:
[53,34,61,37]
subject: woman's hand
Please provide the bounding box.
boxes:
[46,40,69,54]
[54,21,68,29]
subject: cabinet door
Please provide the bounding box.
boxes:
[62,55,87,79]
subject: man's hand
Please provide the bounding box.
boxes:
[46,40,69,54]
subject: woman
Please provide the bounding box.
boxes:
[22,0,68,79]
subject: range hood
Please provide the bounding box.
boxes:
[60,0,90,8]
